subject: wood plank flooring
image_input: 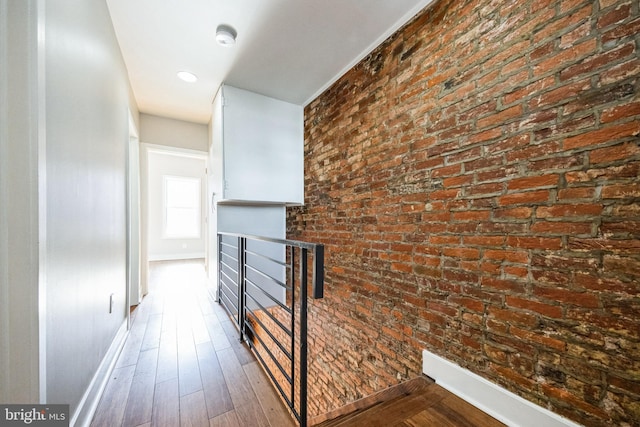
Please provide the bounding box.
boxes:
[91,259,295,427]
[314,376,506,427]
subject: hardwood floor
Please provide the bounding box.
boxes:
[314,376,506,427]
[91,259,295,427]
[92,259,506,427]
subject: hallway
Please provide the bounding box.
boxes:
[91,260,295,427]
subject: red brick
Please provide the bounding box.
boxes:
[557,187,596,200]
[540,384,609,419]
[495,207,533,219]
[429,235,459,246]
[534,39,598,77]
[466,182,503,197]
[601,219,640,238]
[481,262,501,274]
[464,156,504,173]
[449,296,484,313]
[531,253,598,272]
[490,364,537,389]
[391,262,413,273]
[566,309,639,339]
[601,101,640,123]
[466,127,503,144]
[601,183,640,199]
[569,238,640,255]
[612,203,640,217]
[484,134,530,155]
[565,163,640,183]
[442,247,481,259]
[528,79,591,110]
[531,269,572,286]
[533,4,592,45]
[608,375,640,397]
[428,302,458,317]
[506,296,563,318]
[481,277,527,293]
[602,16,640,43]
[518,108,558,132]
[537,204,603,218]
[511,326,567,351]
[597,2,632,29]
[452,210,491,221]
[530,221,593,235]
[294,0,640,423]
[559,20,590,47]
[443,174,474,188]
[443,269,479,284]
[484,343,509,363]
[429,188,462,201]
[431,164,461,178]
[506,141,562,162]
[508,174,559,191]
[560,0,586,14]
[477,105,523,130]
[598,0,618,9]
[506,236,563,250]
[564,121,640,150]
[440,124,476,143]
[484,250,529,263]
[463,235,505,246]
[498,190,550,206]
[533,286,600,308]
[603,255,640,279]
[560,42,635,81]
[503,76,555,105]
[600,58,640,85]
[504,265,528,278]
[381,325,404,342]
[488,306,538,327]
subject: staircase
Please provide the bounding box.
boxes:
[312,376,506,427]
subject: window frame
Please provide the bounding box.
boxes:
[162,174,202,239]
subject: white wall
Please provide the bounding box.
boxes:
[0,0,42,403]
[0,0,137,419]
[44,0,132,415]
[140,113,209,151]
[139,114,208,270]
[146,148,207,261]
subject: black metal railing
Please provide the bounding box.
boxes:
[217,232,324,427]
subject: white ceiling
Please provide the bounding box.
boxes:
[106,0,434,124]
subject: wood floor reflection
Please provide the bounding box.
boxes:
[90,259,295,427]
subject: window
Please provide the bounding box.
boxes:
[163,175,201,238]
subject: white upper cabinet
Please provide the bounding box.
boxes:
[211,85,304,204]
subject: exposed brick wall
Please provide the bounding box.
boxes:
[287,0,640,425]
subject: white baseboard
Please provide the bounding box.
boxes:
[148,252,205,261]
[71,320,128,427]
[422,350,582,427]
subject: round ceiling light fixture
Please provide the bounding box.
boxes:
[216,24,237,46]
[177,71,198,83]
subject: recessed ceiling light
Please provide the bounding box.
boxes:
[177,71,198,83]
[216,24,237,46]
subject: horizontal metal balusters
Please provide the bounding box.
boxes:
[217,232,324,427]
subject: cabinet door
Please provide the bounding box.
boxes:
[221,85,303,204]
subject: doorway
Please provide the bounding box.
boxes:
[139,143,208,302]
[127,112,142,308]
